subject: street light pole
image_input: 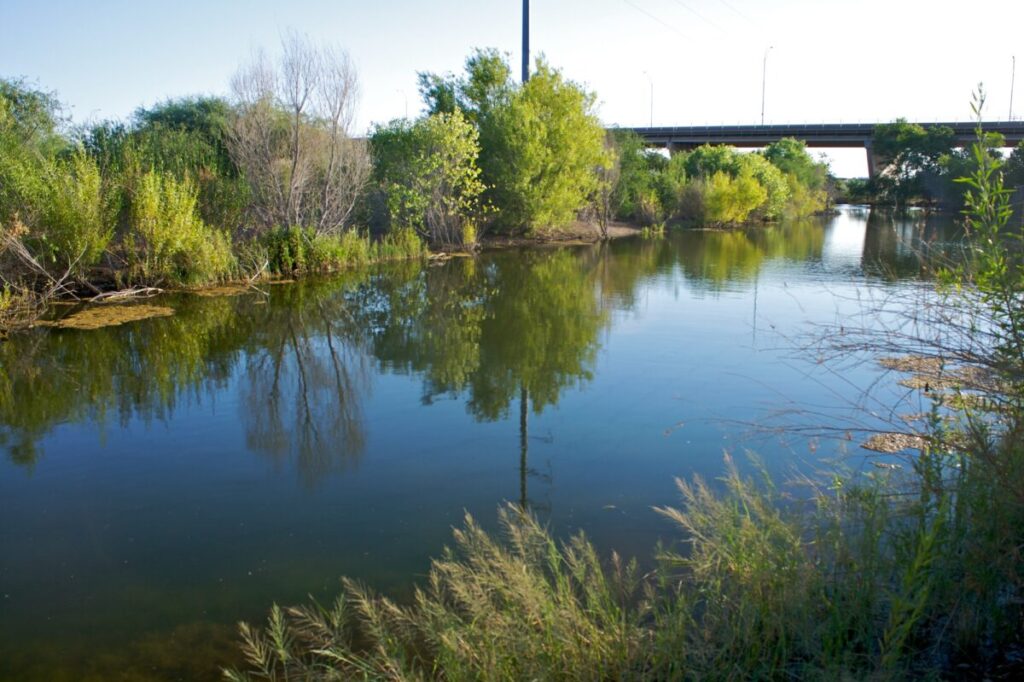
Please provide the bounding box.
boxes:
[1011,55,1016,121]
[643,71,653,127]
[761,46,773,125]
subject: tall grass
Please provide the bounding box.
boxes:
[260,226,424,277]
[228,435,1024,680]
[126,170,233,285]
[26,150,115,278]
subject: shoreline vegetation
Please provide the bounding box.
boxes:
[2,39,835,337]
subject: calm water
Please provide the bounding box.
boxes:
[0,207,961,680]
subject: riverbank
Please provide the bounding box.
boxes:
[478,220,641,249]
[0,220,645,338]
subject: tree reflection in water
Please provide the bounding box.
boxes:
[0,280,371,487]
[2,212,962,493]
[242,284,370,487]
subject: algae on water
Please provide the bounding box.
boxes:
[39,304,175,331]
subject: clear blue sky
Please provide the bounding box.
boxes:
[2,0,1020,176]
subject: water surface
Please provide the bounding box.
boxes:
[0,207,962,680]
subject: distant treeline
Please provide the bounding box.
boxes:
[1,37,833,318]
[606,131,830,227]
[834,119,1024,207]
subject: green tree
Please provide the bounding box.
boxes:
[1002,140,1024,188]
[703,170,767,225]
[681,144,742,179]
[739,153,790,219]
[479,59,611,233]
[0,78,66,157]
[762,138,826,192]
[871,119,955,206]
[608,129,671,224]
[418,48,512,124]
[32,150,116,276]
[371,110,487,246]
[126,170,233,284]
[0,79,67,229]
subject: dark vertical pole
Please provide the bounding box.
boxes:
[519,385,528,509]
[1011,55,1016,121]
[522,0,530,83]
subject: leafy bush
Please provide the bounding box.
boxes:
[703,170,767,225]
[740,153,790,219]
[479,59,612,234]
[372,111,487,247]
[127,171,233,284]
[27,150,115,277]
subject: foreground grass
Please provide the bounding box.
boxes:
[225,437,1024,681]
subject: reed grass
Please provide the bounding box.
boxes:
[226,434,1024,680]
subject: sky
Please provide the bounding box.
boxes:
[2,0,1021,177]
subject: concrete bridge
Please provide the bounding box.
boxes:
[626,121,1024,178]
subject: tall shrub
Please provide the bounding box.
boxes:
[479,60,611,233]
[703,171,767,225]
[372,110,487,247]
[127,171,232,284]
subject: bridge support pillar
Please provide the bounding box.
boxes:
[864,140,878,180]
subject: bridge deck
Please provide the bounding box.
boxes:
[627,122,1024,149]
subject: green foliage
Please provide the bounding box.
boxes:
[834,177,872,203]
[127,171,233,285]
[82,97,250,232]
[681,143,742,179]
[871,119,956,206]
[418,48,513,124]
[760,138,828,217]
[226,507,645,681]
[480,59,611,233]
[29,150,115,276]
[739,152,790,219]
[608,130,672,224]
[703,170,768,224]
[0,77,66,158]
[262,225,423,275]
[612,141,827,227]
[1,81,113,279]
[375,226,426,262]
[263,226,365,274]
[762,138,826,193]
[372,110,487,247]
[954,91,1024,401]
[640,222,665,239]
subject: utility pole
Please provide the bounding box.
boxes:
[522,0,530,83]
[761,46,773,125]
